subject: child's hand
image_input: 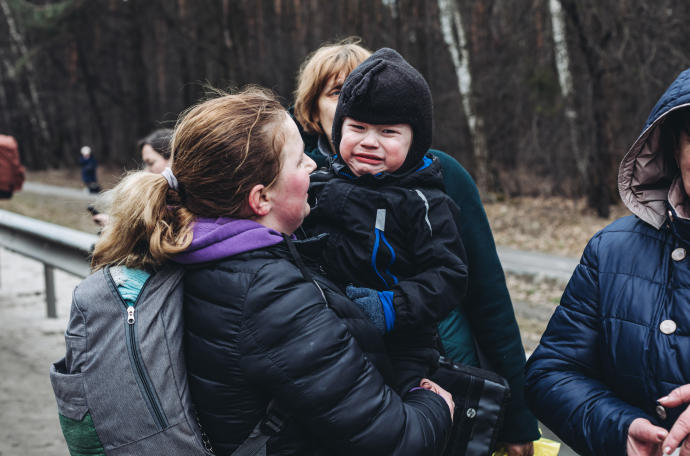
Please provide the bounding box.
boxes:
[345,285,387,333]
[420,378,455,421]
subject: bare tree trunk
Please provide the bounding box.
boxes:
[437,0,490,194]
[0,0,50,144]
[560,0,613,217]
[74,38,110,160]
[0,47,11,128]
[549,0,582,177]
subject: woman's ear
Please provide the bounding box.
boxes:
[247,184,271,217]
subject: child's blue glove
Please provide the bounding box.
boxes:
[345,286,395,334]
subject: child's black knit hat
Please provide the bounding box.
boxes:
[332,47,433,173]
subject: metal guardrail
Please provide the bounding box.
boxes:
[22,181,97,202]
[0,209,96,318]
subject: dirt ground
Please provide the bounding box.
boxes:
[25,165,126,192]
[0,249,77,455]
[485,195,631,258]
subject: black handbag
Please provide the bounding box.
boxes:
[432,356,511,456]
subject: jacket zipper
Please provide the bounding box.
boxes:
[127,307,168,430]
[106,268,168,431]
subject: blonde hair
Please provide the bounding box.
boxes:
[91,172,194,271]
[91,87,287,271]
[293,37,371,135]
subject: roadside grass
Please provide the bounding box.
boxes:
[0,191,100,234]
[485,195,631,258]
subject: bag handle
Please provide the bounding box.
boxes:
[230,400,290,456]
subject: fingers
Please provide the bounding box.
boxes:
[680,438,690,456]
[419,378,440,394]
[658,385,690,455]
[345,285,364,298]
[438,388,454,421]
[345,285,371,299]
[92,213,109,227]
[419,378,433,390]
[419,379,455,421]
[627,419,667,456]
[662,405,690,454]
[660,385,690,407]
[629,418,668,443]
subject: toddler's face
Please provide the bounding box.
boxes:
[339,118,412,176]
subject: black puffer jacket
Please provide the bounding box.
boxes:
[184,237,452,455]
[302,155,468,391]
[304,154,467,331]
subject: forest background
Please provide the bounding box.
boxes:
[1,0,689,216]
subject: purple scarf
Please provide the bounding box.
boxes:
[174,218,285,265]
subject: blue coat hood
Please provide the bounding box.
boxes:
[619,68,690,229]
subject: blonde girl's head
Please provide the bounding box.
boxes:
[91,87,288,271]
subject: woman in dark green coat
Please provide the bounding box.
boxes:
[292,39,540,455]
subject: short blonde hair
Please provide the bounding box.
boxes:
[293,38,371,135]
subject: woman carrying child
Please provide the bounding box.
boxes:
[87,87,455,455]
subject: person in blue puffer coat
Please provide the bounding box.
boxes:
[525,68,690,456]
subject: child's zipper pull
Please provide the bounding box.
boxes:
[127,306,135,324]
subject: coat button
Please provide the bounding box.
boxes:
[660,319,677,335]
[656,404,668,420]
[466,408,476,418]
[672,247,686,261]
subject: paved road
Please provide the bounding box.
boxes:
[0,248,77,456]
[498,246,578,284]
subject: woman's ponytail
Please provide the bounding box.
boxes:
[92,86,287,271]
[90,171,193,271]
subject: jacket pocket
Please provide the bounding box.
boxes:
[50,358,88,421]
[50,358,106,455]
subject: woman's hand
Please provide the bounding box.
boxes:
[500,442,534,456]
[420,378,454,421]
[659,384,690,455]
[92,213,109,227]
[627,417,668,456]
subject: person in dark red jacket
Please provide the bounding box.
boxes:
[0,134,25,199]
[526,68,690,456]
